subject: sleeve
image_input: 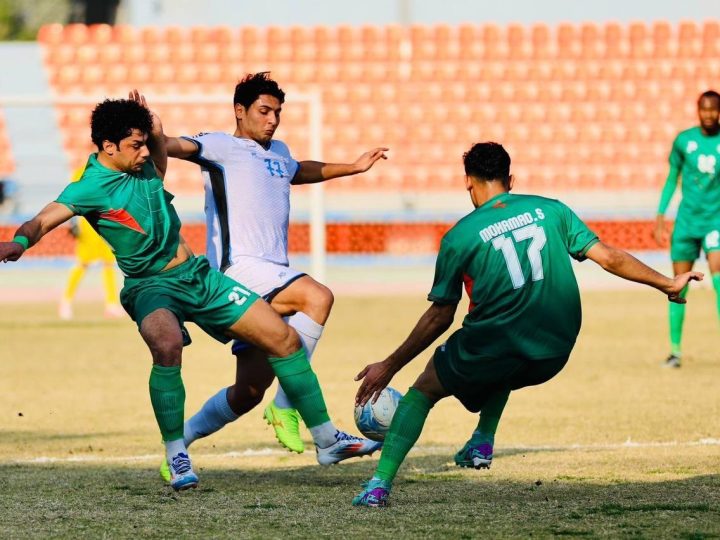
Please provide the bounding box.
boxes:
[560,203,600,262]
[427,233,465,304]
[658,135,683,214]
[55,181,105,217]
[668,134,685,169]
[181,132,233,164]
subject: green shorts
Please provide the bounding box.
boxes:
[120,256,259,345]
[671,225,720,262]
[433,340,569,412]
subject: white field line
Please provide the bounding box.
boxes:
[7,438,720,465]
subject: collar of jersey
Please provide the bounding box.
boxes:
[478,192,510,210]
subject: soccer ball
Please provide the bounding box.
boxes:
[354,387,403,441]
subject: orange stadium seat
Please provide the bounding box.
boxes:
[37,21,712,192]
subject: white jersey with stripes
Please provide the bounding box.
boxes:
[183,132,300,270]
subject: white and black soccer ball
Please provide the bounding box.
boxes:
[354,387,403,441]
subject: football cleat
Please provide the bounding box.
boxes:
[454,441,493,469]
[159,457,171,483]
[168,452,199,491]
[264,402,305,453]
[352,478,391,507]
[104,303,125,319]
[662,354,681,368]
[58,300,73,320]
[316,431,383,466]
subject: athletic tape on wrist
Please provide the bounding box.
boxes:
[12,236,29,250]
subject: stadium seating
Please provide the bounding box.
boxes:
[37,21,718,193]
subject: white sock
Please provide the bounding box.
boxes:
[274,312,324,409]
[310,421,339,448]
[165,438,188,462]
[183,387,239,447]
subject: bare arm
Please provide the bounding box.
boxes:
[165,136,199,159]
[129,90,168,179]
[585,241,702,302]
[654,165,680,246]
[292,147,388,185]
[0,202,74,262]
[354,302,457,405]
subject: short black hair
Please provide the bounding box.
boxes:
[233,72,285,108]
[90,99,153,149]
[698,90,720,105]
[463,142,511,188]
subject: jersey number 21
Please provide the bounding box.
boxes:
[492,224,547,289]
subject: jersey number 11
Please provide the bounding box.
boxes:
[492,224,547,289]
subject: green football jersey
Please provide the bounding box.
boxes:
[668,126,720,229]
[55,154,181,278]
[428,192,599,361]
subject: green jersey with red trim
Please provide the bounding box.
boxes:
[55,153,181,278]
[428,192,599,360]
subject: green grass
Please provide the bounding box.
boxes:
[2,457,719,539]
[1,291,719,538]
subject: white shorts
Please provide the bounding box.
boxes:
[224,257,305,354]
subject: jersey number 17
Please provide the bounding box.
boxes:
[492,224,547,289]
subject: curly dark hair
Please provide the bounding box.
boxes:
[233,72,285,108]
[90,99,153,149]
[698,89,720,105]
[463,142,511,188]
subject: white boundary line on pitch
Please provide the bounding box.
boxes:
[7,438,720,465]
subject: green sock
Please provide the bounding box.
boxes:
[268,348,330,428]
[374,387,434,484]
[712,274,720,324]
[149,365,185,442]
[669,285,689,356]
[472,389,510,445]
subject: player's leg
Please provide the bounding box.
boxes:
[140,307,198,491]
[703,234,720,333]
[224,299,381,462]
[665,230,699,367]
[353,356,449,507]
[454,389,510,469]
[183,348,274,448]
[264,275,333,452]
[59,261,88,320]
[99,246,123,317]
[666,260,693,367]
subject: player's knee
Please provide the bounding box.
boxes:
[148,337,183,366]
[269,325,302,358]
[304,283,334,317]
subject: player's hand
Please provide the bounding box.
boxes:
[353,147,389,173]
[653,217,668,246]
[354,360,396,407]
[666,271,704,303]
[129,89,163,136]
[0,241,25,263]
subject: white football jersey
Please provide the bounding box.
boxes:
[182,132,299,270]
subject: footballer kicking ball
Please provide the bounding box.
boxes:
[354,387,403,441]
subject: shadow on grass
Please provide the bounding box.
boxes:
[2,457,719,539]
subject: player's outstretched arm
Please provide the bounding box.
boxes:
[164,136,199,160]
[129,89,168,179]
[0,202,74,263]
[292,147,388,185]
[354,302,456,406]
[654,165,680,246]
[585,241,703,303]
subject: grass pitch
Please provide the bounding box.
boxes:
[1,290,719,538]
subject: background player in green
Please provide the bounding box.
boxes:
[654,90,720,368]
[351,142,702,507]
[0,94,380,492]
